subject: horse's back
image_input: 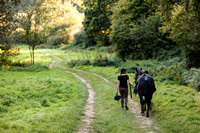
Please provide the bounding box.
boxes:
[138,74,156,94]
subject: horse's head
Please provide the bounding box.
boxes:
[135,68,148,83]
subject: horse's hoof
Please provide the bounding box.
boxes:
[125,106,129,110]
[141,112,145,116]
[146,114,149,117]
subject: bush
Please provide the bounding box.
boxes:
[67,54,122,68]
[63,30,96,50]
[183,68,200,91]
[67,59,91,67]
[0,47,20,66]
[47,35,64,47]
[9,63,49,72]
[92,55,121,67]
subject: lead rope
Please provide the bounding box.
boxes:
[130,85,132,98]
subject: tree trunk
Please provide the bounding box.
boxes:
[32,46,35,64]
[29,45,33,65]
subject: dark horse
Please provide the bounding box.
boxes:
[134,68,156,117]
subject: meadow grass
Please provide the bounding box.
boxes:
[0,47,88,132]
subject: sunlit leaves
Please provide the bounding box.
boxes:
[83,0,117,46]
[157,0,200,68]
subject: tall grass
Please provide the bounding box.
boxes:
[0,46,88,132]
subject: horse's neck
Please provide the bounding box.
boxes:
[137,74,145,82]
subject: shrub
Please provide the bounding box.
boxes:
[47,35,64,47]
[0,47,20,66]
[67,59,91,67]
[63,30,96,50]
[91,54,122,67]
[183,68,200,91]
[9,64,49,72]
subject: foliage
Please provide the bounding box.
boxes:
[67,59,91,67]
[20,0,48,64]
[0,47,20,67]
[67,53,122,67]
[16,0,84,60]
[46,35,64,48]
[151,0,200,68]
[83,0,117,46]
[183,68,200,91]
[0,0,21,65]
[68,29,95,49]
[111,0,177,60]
[91,55,122,67]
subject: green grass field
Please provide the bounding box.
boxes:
[1,46,200,133]
[0,48,88,132]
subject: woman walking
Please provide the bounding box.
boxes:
[116,68,131,110]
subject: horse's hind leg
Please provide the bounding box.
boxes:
[143,101,146,111]
[146,96,152,117]
[146,101,150,117]
[139,94,145,116]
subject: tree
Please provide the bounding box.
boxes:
[83,0,117,46]
[149,0,200,68]
[21,0,46,64]
[0,0,21,65]
[110,0,175,60]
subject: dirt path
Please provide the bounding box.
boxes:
[129,97,159,131]
[48,59,55,69]
[73,69,160,133]
[49,60,95,133]
[64,70,95,133]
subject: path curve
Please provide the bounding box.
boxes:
[48,59,55,69]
